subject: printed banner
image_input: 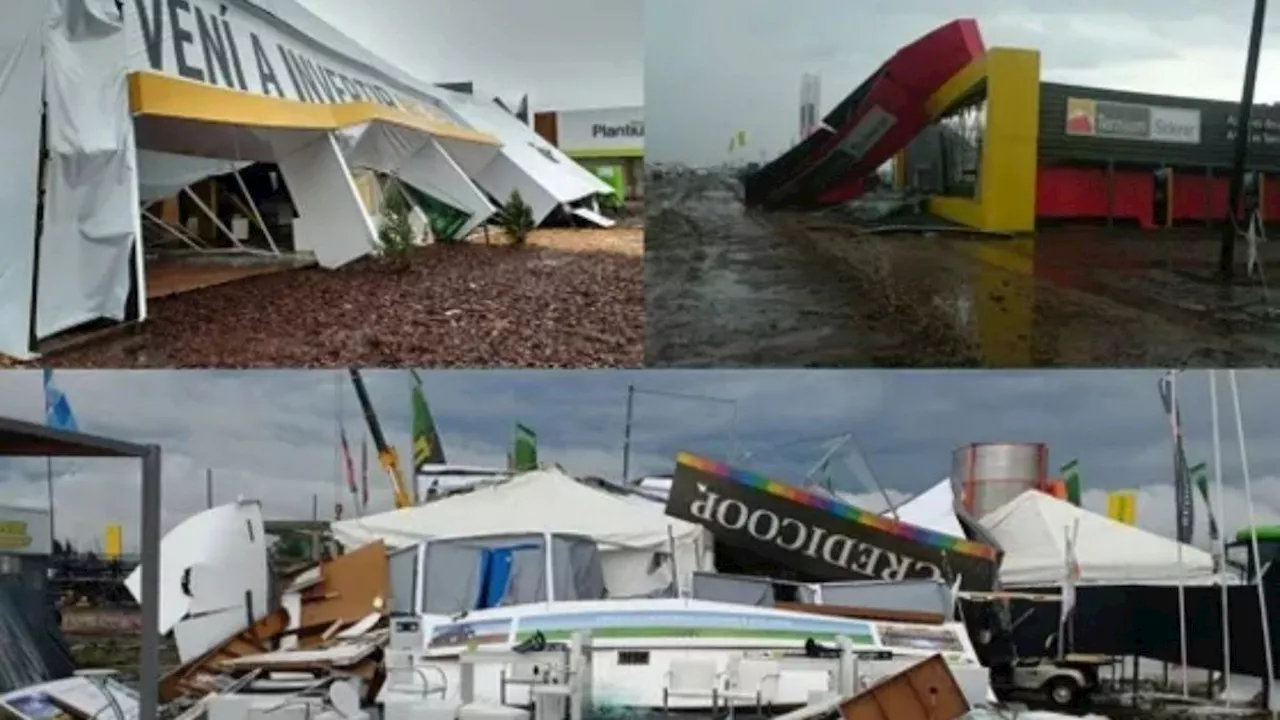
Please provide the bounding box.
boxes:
[126,0,452,124]
[665,453,1000,590]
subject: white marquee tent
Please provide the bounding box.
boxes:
[331,469,712,598]
[0,0,613,360]
[981,490,1218,586]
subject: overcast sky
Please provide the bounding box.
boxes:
[3,370,1280,552]
[647,0,1280,165]
[296,0,642,111]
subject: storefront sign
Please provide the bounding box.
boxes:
[554,107,644,155]
[126,0,452,124]
[664,454,999,589]
[1065,97,1201,144]
[1225,112,1280,145]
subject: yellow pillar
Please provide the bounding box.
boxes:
[976,47,1040,233]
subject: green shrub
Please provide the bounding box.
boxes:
[499,189,536,245]
[599,192,625,217]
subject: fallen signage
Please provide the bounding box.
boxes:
[666,453,1000,590]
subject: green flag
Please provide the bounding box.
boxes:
[1190,461,1219,541]
[513,424,538,471]
[1060,459,1082,506]
[410,370,446,470]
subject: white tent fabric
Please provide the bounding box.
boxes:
[38,0,141,341]
[0,0,48,359]
[887,478,966,539]
[332,469,712,598]
[438,90,612,223]
[981,490,1217,586]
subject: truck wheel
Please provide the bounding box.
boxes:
[1044,677,1081,708]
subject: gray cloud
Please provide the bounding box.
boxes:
[646,0,1280,165]
[296,0,642,110]
[4,370,1280,552]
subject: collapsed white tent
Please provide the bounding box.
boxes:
[0,0,616,360]
[332,469,712,598]
[981,490,1217,586]
[885,478,968,539]
[435,88,613,223]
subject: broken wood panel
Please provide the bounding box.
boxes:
[839,655,968,720]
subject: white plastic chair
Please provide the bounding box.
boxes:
[721,657,781,717]
[662,659,721,714]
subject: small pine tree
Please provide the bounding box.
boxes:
[500,189,536,245]
[599,192,625,217]
[377,182,415,268]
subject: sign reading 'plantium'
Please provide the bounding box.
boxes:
[665,453,1000,590]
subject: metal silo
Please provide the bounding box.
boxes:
[951,443,1048,518]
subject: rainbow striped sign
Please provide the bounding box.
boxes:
[667,453,1000,590]
[678,453,997,560]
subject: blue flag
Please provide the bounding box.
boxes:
[43,369,78,432]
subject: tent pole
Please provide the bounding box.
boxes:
[142,210,207,252]
[182,186,268,254]
[232,168,280,255]
[1229,370,1276,715]
[1172,372,1190,698]
[1210,370,1232,703]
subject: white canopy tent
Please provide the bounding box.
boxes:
[332,469,712,598]
[981,490,1217,586]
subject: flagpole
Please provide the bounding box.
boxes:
[333,371,342,519]
[1172,370,1190,698]
[1210,370,1232,701]
[1059,524,1068,659]
[1229,369,1276,713]
[45,456,55,551]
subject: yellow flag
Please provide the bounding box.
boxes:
[104,523,123,559]
[736,130,748,147]
[1106,491,1137,525]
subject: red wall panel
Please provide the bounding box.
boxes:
[1035,166,1154,228]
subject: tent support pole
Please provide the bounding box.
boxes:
[232,168,280,255]
[1211,371,1233,703]
[1230,370,1276,716]
[142,210,208,252]
[182,186,267,254]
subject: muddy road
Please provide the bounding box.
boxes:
[645,173,1280,367]
[645,175,924,366]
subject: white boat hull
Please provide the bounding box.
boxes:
[392,598,993,710]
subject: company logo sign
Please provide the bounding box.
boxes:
[665,454,998,589]
[554,107,644,153]
[591,121,644,140]
[1065,97,1201,144]
[528,142,561,164]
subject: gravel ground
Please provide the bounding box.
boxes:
[36,228,643,369]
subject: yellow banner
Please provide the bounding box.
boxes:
[1107,491,1137,525]
[104,523,123,560]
